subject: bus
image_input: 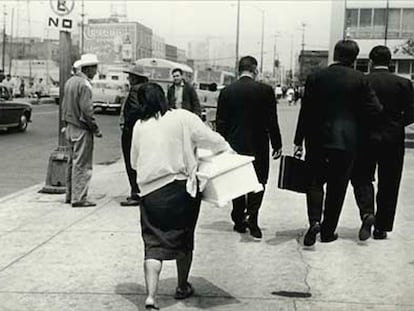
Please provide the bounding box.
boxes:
[134,58,193,92]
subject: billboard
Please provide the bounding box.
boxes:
[84,23,137,63]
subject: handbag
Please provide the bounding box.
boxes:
[277,155,308,193]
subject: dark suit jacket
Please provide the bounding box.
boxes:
[294,63,383,153]
[216,76,282,184]
[167,81,202,117]
[122,83,143,131]
[366,68,414,144]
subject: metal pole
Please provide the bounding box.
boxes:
[40,30,72,194]
[384,0,389,46]
[81,0,85,54]
[260,10,264,74]
[273,34,276,79]
[2,5,6,73]
[235,0,240,77]
[8,8,13,75]
[300,23,306,85]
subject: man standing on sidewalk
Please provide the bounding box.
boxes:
[216,55,282,239]
[294,40,383,246]
[62,54,102,208]
[351,45,414,240]
[119,64,149,206]
[167,68,201,117]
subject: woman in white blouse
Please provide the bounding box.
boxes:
[130,82,232,310]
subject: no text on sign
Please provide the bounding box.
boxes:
[48,0,75,31]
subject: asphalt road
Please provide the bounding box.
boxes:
[0,104,123,198]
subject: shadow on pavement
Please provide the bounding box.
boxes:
[198,220,233,232]
[116,276,240,310]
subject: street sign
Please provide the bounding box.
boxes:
[47,0,75,32]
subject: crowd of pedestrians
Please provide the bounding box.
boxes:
[60,39,414,309]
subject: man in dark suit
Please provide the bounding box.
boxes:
[294,40,383,246]
[216,56,282,239]
[167,68,201,117]
[119,65,149,206]
[351,45,414,240]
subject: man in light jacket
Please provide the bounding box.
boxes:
[62,54,102,208]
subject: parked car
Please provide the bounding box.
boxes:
[0,83,32,132]
[92,81,129,113]
[49,85,60,105]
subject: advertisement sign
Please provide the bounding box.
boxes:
[84,23,137,63]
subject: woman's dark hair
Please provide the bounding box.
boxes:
[137,82,169,120]
[333,40,360,66]
[171,68,183,75]
[369,45,391,66]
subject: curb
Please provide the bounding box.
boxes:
[0,183,44,204]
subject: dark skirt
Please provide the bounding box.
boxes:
[140,180,201,261]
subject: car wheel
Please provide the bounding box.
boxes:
[17,113,29,132]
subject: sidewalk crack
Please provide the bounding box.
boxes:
[295,234,312,295]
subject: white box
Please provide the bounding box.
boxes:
[197,151,263,207]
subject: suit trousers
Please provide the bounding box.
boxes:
[306,148,354,236]
[351,141,404,231]
[122,129,140,199]
[65,124,94,204]
[231,187,265,225]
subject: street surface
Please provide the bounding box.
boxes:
[0,100,299,200]
[0,104,122,198]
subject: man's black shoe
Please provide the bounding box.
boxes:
[247,221,262,239]
[72,200,97,208]
[359,214,375,241]
[233,222,247,233]
[120,196,141,206]
[373,228,387,240]
[303,223,321,246]
[320,233,338,243]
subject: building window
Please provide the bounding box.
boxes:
[398,60,411,74]
[402,9,414,37]
[373,8,386,38]
[346,8,414,39]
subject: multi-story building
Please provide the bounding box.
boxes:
[84,20,152,64]
[152,34,166,59]
[177,48,187,64]
[165,44,178,62]
[329,0,414,80]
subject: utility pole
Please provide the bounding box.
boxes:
[81,0,85,54]
[300,23,306,85]
[235,0,240,77]
[26,0,32,81]
[384,0,389,46]
[272,33,279,82]
[2,5,6,73]
[8,8,14,75]
[260,9,264,74]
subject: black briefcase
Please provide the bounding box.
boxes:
[277,155,308,193]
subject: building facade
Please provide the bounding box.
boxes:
[329,0,414,80]
[84,21,152,64]
[165,44,178,62]
[152,34,166,59]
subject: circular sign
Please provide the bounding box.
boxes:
[50,0,75,16]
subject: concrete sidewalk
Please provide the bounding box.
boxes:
[0,153,414,311]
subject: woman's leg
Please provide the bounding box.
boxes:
[176,252,193,289]
[144,259,162,306]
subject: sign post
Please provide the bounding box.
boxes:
[40,0,75,194]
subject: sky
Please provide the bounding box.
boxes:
[1,0,333,71]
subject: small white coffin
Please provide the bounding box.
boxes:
[197,151,263,207]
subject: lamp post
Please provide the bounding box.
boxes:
[234,0,240,77]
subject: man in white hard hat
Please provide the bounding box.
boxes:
[62,54,102,208]
[119,64,149,206]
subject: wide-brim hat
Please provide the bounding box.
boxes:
[77,54,99,68]
[123,64,150,78]
[73,60,81,69]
